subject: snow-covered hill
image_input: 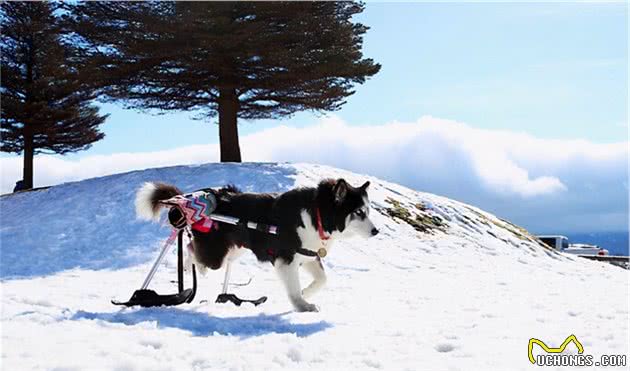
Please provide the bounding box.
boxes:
[1,163,628,370]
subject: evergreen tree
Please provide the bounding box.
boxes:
[1,2,107,190]
[71,1,380,162]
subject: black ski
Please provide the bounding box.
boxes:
[112,230,197,307]
[215,293,267,306]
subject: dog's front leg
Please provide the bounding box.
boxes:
[302,258,327,299]
[275,258,319,312]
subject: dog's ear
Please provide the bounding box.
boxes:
[360,181,370,191]
[333,178,348,203]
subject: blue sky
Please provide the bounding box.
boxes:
[57,1,627,158]
[2,2,628,236]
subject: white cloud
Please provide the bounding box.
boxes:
[1,116,627,232]
[242,116,571,197]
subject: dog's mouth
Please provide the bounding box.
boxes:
[343,218,379,239]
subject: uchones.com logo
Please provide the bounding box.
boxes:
[528,334,627,367]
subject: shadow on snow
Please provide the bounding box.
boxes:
[72,307,332,338]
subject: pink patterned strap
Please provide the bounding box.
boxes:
[160,192,217,232]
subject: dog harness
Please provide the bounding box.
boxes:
[264,208,330,259]
[161,190,327,258]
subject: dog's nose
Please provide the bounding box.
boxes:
[371,228,379,236]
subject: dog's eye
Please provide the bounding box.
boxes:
[354,209,366,218]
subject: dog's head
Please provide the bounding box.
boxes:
[319,178,379,239]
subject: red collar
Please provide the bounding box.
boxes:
[315,208,330,240]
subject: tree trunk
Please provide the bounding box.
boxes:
[23,39,35,190]
[217,88,241,162]
[23,128,34,190]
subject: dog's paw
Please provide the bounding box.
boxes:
[294,302,319,313]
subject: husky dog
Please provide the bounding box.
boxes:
[136,178,379,312]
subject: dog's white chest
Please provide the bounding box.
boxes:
[297,210,334,258]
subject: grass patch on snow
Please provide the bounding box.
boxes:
[383,197,445,234]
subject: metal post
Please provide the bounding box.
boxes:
[221,262,231,294]
[177,229,184,293]
[140,231,177,290]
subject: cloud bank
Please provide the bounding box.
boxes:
[1,116,627,233]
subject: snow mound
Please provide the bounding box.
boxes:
[0,163,295,278]
[0,162,555,279]
[1,163,628,370]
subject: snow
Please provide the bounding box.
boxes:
[1,162,628,371]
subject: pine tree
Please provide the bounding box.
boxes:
[70,1,380,162]
[1,2,107,190]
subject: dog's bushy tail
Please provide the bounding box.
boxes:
[135,182,182,221]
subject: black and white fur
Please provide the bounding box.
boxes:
[136,178,378,312]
